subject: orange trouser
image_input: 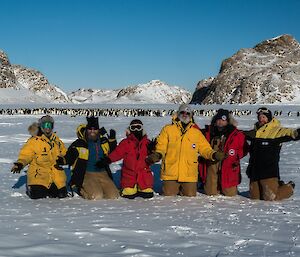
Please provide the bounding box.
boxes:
[250,177,293,201]
[204,163,237,197]
[162,180,197,197]
[80,171,120,200]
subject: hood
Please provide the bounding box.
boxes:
[76,124,87,140]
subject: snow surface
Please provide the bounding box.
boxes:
[0,104,300,257]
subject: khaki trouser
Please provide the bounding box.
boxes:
[162,180,197,197]
[250,177,293,201]
[204,162,237,197]
[80,171,120,200]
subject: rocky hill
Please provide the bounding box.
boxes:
[1,50,191,105]
[69,80,191,104]
[191,35,300,104]
[0,50,69,103]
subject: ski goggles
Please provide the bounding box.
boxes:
[256,108,270,114]
[129,124,143,131]
[41,122,53,129]
[179,111,191,116]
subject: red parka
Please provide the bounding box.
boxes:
[199,125,248,189]
[108,133,153,190]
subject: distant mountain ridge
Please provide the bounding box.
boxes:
[69,80,191,104]
[191,34,300,104]
[0,50,191,104]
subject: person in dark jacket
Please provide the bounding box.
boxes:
[199,109,249,196]
[244,107,299,201]
[57,116,119,200]
[96,119,154,199]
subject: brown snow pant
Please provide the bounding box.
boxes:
[163,180,197,197]
[250,177,293,201]
[80,171,120,200]
[204,163,238,197]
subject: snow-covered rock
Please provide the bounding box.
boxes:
[69,80,191,104]
[1,50,191,104]
[191,34,300,104]
[0,50,69,103]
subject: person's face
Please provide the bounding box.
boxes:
[41,122,53,137]
[179,111,192,124]
[258,114,269,125]
[216,119,228,128]
[87,128,99,140]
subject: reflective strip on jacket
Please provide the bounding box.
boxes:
[17,133,67,189]
[156,117,215,182]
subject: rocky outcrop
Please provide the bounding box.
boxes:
[191,35,300,104]
[0,49,69,103]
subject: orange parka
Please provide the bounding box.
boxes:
[16,133,67,189]
[156,116,215,182]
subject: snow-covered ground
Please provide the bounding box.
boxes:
[0,104,299,257]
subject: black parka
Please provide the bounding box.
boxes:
[244,118,299,181]
[64,124,117,189]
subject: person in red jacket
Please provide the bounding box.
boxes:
[199,109,249,196]
[96,119,154,199]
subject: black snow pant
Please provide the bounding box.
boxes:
[27,184,68,199]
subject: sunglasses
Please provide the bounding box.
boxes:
[41,122,53,129]
[129,124,143,131]
[256,108,270,114]
[179,111,191,116]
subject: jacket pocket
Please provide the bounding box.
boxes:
[186,160,198,177]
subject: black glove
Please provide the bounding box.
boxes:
[54,156,65,170]
[56,156,65,166]
[11,162,23,173]
[109,129,116,140]
[293,128,300,140]
[213,151,226,162]
[145,152,162,165]
[147,138,157,153]
[95,157,111,169]
[99,127,107,136]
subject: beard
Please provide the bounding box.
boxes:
[179,115,191,124]
[87,131,99,141]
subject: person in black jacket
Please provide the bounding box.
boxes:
[56,116,119,200]
[244,107,299,201]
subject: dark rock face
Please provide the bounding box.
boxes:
[191,35,300,104]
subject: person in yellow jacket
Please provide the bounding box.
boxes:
[11,115,68,199]
[146,104,225,197]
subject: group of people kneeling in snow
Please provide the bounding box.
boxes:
[11,104,299,201]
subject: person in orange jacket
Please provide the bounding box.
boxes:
[11,115,67,199]
[146,104,225,197]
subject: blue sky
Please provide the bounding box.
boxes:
[1,0,299,92]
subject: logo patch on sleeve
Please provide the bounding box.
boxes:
[229,149,235,156]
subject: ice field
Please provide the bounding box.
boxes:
[0,104,299,257]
